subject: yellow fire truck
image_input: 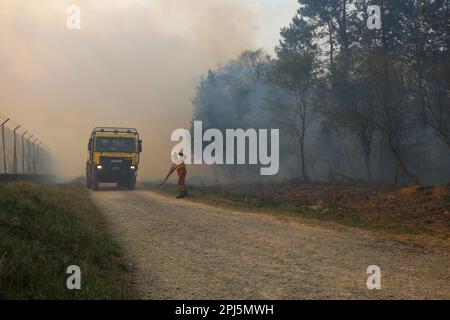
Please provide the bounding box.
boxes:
[86,127,142,191]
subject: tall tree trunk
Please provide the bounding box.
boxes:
[361,122,373,182]
[300,140,308,182]
[340,0,349,77]
[380,1,387,48]
[328,20,334,69]
[388,139,422,186]
[393,166,399,185]
[300,105,309,182]
[364,151,372,182]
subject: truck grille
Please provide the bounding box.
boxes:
[100,157,131,169]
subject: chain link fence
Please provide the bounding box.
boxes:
[0,116,52,176]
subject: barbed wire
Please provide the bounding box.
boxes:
[0,111,52,175]
[0,111,50,151]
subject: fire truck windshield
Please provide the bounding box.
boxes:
[95,137,136,153]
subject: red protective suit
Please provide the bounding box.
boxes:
[176,163,187,197]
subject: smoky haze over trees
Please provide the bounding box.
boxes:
[192,0,450,186]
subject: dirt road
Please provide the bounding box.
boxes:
[91,188,450,299]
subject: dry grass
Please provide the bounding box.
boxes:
[0,182,134,299]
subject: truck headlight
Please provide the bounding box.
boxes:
[97,165,103,170]
[130,166,136,170]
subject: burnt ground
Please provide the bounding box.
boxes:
[184,182,450,238]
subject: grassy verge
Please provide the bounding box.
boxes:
[148,183,433,235]
[0,182,133,299]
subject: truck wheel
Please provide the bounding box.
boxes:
[86,169,92,189]
[92,173,100,191]
[128,175,136,190]
[86,167,92,189]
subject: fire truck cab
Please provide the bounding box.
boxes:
[86,127,142,191]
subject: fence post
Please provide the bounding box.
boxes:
[2,118,10,174]
[21,131,28,174]
[0,115,49,178]
[41,147,45,175]
[32,138,39,175]
[13,125,20,174]
[27,135,34,175]
[45,148,51,176]
[42,146,48,175]
[37,142,42,175]
[43,146,49,175]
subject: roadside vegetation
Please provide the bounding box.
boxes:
[0,182,133,299]
[149,182,450,239]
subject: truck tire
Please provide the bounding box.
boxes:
[86,167,92,189]
[92,171,100,191]
[128,175,136,190]
[86,172,92,189]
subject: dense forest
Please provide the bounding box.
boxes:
[192,0,450,186]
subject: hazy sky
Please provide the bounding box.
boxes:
[0,0,298,179]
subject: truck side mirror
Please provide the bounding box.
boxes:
[88,138,93,151]
[138,140,142,153]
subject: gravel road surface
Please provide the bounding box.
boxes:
[91,188,450,299]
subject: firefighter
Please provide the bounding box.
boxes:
[161,151,188,198]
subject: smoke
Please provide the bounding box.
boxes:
[191,49,450,186]
[0,0,261,180]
